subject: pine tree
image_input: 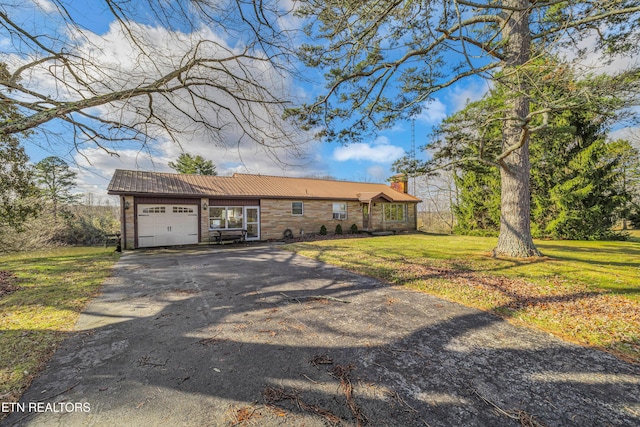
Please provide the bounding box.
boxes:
[168,153,217,175]
[33,157,80,221]
[424,68,632,240]
[0,63,39,231]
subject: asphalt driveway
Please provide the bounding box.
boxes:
[3,244,639,426]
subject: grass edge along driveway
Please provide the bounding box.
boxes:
[285,233,640,363]
[0,247,119,414]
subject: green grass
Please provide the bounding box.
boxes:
[286,233,640,361]
[0,247,119,406]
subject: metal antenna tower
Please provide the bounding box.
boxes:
[411,119,416,195]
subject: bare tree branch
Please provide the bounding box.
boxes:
[0,0,305,157]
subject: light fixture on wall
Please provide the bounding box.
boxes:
[203,203,208,210]
[124,201,130,210]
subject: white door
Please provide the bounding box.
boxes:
[244,207,260,240]
[137,204,199,247]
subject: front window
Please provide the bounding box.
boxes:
[332,202,347,220]
[209,207,226,229]
[383,204,406,222]
[209,206,243,229]
[227,207,243,228]
[292,201,303,216]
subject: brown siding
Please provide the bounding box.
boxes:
[136,197,200,205]
[208,199,260,206]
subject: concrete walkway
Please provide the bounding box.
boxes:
[2,245,639,426]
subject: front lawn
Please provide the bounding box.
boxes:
[286,234,640,362]
[0,247,118,409]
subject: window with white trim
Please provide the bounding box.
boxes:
[332,202,347,220]
[291,201,303,216]
[209,206,244,229]
[383,204,407,222]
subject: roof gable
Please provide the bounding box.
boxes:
[107,170,420,203]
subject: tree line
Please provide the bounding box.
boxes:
[396,63,640,240]
[0,146,119,252]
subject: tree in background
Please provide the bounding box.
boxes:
[0,136,39,230]
[409,66,634,240]
[0,194,120,252]
[33,157,80,221]
[168,153,217,175]
[60,197,120,246]
[290,1,640,257]
[530,112,628,240]
[0,63,39,231]
[609,140,640,229]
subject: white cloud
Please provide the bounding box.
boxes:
[416,98,447,124]
[567,32,639,76]
[332,137,405,163]
[414,80,491,125]
[30,0,56,13]
[3,12,310,155]
[447,81,491,112]
[7,14,321,197]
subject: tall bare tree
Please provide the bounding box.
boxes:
[0,0,303,158]
[290,0,640,257]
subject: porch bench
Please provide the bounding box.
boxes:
[211,229,247,244]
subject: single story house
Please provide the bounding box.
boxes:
[107,169,421,249]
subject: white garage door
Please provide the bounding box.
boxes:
[137,204,199,248]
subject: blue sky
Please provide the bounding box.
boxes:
[1,0,492,203]
[6,1,638,202]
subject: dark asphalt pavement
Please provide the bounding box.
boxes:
[2,244,639,426]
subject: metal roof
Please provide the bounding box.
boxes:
[107,170,421,202]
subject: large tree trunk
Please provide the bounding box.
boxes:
[494,0,542,257]
[496,137,541,257]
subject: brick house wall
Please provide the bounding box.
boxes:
[121,195,135,249]
[200,197,209,243]
[260,199,365,240]
[260,199,417,240]
[120,196,418,249]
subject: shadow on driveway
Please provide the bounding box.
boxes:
[3,244,639,426]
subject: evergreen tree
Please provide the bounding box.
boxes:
[453,168,501,236]
[608,140,640,229]
[418,67,632,240]
[0,138,39,230]
[168,153,217,175]
[0,63,39,231]
[531,110,627,239]
[33,157,80,220]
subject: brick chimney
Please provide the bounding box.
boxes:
[389,174,408,194]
